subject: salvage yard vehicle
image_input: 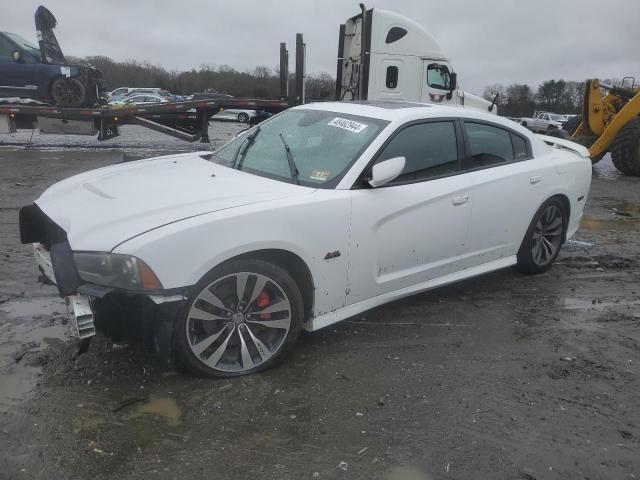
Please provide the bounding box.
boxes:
[110,94,170,106]
[517,111,565,133]
[19,101,592,377]
[108,87,164,100]
[212,108,257,123]
[0,7,104,107]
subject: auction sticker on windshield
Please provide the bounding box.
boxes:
[309,169,331,181]
[328,117,368,133]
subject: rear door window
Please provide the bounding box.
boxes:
[462,122,514,170]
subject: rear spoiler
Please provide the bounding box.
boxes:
[538,134,591,158]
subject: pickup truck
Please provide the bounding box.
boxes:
[517,112,565,133]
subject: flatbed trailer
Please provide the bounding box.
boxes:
[0,98,291,143]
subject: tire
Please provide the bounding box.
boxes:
[50,76,88,107]
[175,259,304,378]
[237,112,249,123]
[563,116,581,136]
[610,117,640,176]
[517,198,566,275]
[521,121,528,129]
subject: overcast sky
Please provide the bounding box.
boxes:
[4,0,639,94]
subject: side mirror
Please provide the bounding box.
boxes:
[12,50,22,62]
[368,156,405,188]
[447,72,457,99]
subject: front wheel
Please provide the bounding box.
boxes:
[237,112,249,123]
[51,76,88,107]
[517,198,566,274]
[175,259,303,378]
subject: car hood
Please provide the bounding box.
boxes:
[36,152,314,251]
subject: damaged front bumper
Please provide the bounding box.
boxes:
[33,241,97,339]
[21,204,186,366]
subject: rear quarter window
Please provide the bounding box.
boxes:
[511,133,530,160]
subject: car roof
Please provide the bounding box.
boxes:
[296,101,534,135]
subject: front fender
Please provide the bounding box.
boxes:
[112,192,353,318]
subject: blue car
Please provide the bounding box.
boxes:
[0,7,104,107]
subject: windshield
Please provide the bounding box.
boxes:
[4,32,40,57]
[211,109,389,188]
[549,114,564,121]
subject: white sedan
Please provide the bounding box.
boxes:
[19,101,592,377]
[110,94,170,106]
[212,108,257,123]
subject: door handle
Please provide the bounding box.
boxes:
[452,195,469,206]
[529,175,542,184]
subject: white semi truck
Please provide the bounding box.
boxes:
[336,5,496,114]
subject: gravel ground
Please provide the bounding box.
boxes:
[0,127,639,480]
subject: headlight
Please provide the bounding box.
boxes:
[73,252,163,290]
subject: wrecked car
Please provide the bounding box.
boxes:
[0,6,104,107]
[19,101,592,377]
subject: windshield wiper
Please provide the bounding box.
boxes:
[278,133,300,185]
[233,126,261,170]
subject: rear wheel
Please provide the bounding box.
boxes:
[175,259,303,378]
[51,77,87,107]
[517,198,566,274]
[610,117,640,176]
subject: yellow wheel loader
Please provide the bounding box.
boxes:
[563,79,640,176]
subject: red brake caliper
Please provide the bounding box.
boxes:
[255,290,271,319]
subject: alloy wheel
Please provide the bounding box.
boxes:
[52,79,83,106]
[531,204,563,266]
[185,272,292,373]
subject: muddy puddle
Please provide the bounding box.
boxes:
[581,211,639,232]
[130,396,182,425]
[0,295,71,412]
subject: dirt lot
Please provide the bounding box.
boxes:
[1,128,639,480]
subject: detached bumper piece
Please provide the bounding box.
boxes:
[20,203,83,296]
[20,204,99,340]
[70,294,96,339]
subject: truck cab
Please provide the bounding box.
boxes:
[336,7,494,114]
